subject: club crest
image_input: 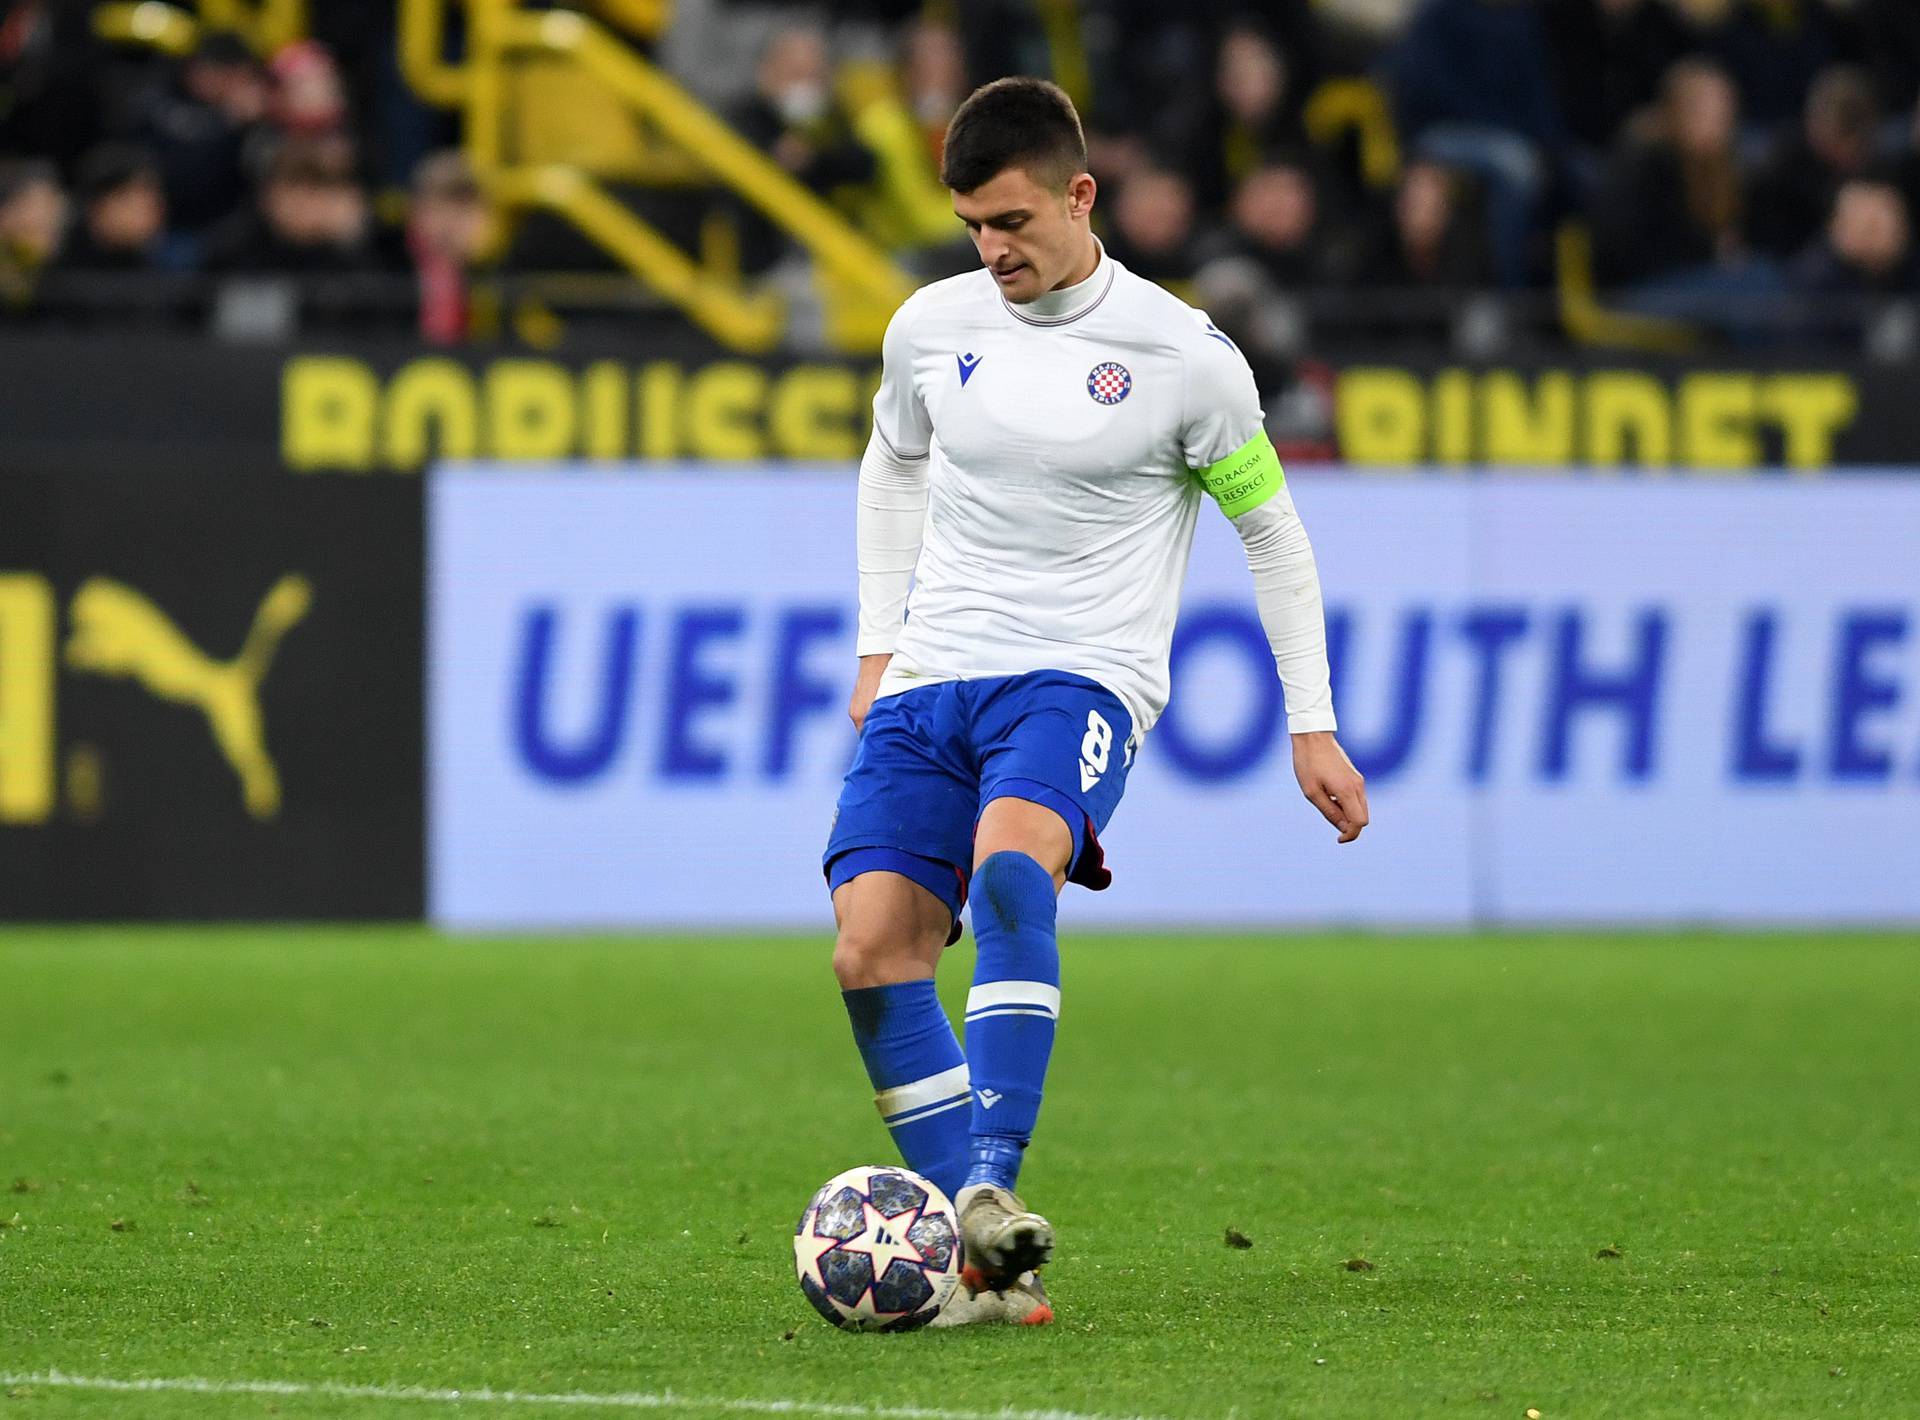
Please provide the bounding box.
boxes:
[1087,361,1131,405]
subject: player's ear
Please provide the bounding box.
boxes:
[1065,172,1096,220]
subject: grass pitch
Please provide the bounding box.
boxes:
[1,928,1916,1420]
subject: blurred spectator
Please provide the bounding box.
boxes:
[1592,60,1750,287]
[0,156,64,300]
[1085,128,1150,195]
[735,28,872,188]
[948,0,1055,110]
[731,26,878,272]
[1544,0,1690,155]
[1359,160,1493,289]
[900,21,966,168]
[307,0,448,189]
[1748,65,1880,260]
[203,136,378,274]
[1201,160,1347,289]
[1089,1,1318,166]
[1671,0,1844,134]
[0,0,108,171]
[1098,167,1198,284]
[1103,167,1200,284]
[59,144,191,272]
[1593,59,1788,339]
[270,41,350,142]
[407,150,491,344]
[1887,96,1920,228]
[1847,0,1920,115]
[1387,0,1568,286]
[1389,0,1568,157]
[132,31,271,234]
[1180,23,1312,212]
[1,0,1917,346]
[1793,178,1917,296]
[839,25,966,257]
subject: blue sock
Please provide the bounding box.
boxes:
[962,850,1060,1193]
[842,979,970,1201]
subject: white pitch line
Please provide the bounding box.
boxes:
[0,1371,1181,1420]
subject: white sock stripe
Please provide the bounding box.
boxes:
[883,1094,973,1127]
[873,1062,970,1119]
[963,1007,1059,1022]
[965,980,1060,1019]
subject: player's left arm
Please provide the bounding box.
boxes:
[1182,322,1369,843]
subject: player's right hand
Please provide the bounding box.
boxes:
[848,654,892,732]
[1291,732,1369,843]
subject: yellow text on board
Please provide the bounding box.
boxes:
[283,356,884,471]
[0,575,56,823]
[1336,369,1859,470]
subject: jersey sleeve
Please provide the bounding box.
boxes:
[1181,311,1337,733]
[1180,316,1286,519]
[870,293,932,461]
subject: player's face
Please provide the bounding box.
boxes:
[953,165,1097,304]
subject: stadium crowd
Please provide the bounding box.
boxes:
[5,0,1920,346]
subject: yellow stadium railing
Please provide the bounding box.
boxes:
[1035,0,1090,117]
[401,0,914,353]
[1304,78,1401,191]
[92,0,306,58]
[197,0,303,51]
[1555,224,1703,355]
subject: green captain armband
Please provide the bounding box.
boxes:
[1193,430,1286,518]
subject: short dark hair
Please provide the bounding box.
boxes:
[76,144,158,204]
[940,77,1087,193]
[0,158,60,208]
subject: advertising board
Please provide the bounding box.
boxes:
[0,467,423,918]
[429,468,1920,928]
[2,333,1916,475]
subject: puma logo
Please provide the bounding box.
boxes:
[65,576,313,820]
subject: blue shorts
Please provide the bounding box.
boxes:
[823,670,1136,941]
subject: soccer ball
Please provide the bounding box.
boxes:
[793,1165,962,1331]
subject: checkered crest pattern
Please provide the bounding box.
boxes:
[1087,361,1132,405]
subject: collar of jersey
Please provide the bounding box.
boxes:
[1001,240,1114,327]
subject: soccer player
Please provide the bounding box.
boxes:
[824,78,1368,1326]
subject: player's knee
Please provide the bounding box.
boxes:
[973,839,1068,896]
[974,799,1073,884]
[972,850,1057,926]
[832,919,928,989]
[973,849,1049,892]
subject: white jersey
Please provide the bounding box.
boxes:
[856,244,1335,737]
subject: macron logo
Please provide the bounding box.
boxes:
[956,352,982,387]
[977,1089,1002,1109]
